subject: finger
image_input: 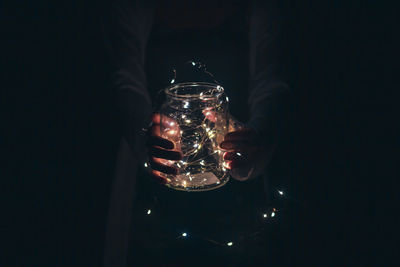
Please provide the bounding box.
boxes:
[228,159,247,169]
[148,135,174,149]
[150,157,178,175]
[220,140,257,151]
[149,146,182,160]
[150,170,168,185]
[202,108,217,123]
[151,124,162,137]
[151,113,161,124]
[224,129,256,141]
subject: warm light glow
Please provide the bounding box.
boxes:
[185,119,191,123]
[170,79,175,84]
[144,162,148,168]
[168,130,176,135]
[236,152,242,156]
[227,242,233,246]
[263,213,267,218]
[147,209,151,215]
[182,232,187,237]
[278,190,284,195]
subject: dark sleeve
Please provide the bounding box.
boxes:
[247,0,290,142]
[104,0,155,161]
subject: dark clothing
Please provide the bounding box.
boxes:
[103,1,289,266]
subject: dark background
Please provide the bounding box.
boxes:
[3,0,396,266]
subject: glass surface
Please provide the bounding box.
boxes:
[159,82,230,191]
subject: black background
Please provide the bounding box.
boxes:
[2,0,396,266]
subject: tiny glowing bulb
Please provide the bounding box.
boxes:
[185,119,191,123]
[226,96,229,102]
[144,162,148,168]
[183,101,190,108]
[182,232,187,237]
[168,130,176,135]
[200,160,205,166]
[278,190,284,195]
[191,61,195,66]
[193,143,198,148]
[263,213,268,218]
[227,242,233,246]
[147,209,151,215]
[206,128,210,132]
[170,79,175,84]
[182,180,187,186]
[236,152,242,156]
[271,212,276,217]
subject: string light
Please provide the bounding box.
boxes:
[278,190,284,195]
[139,185,293,248]
[144,162,148,168]
[158,83,230,191]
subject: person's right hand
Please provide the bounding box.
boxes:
[147,113,182,184]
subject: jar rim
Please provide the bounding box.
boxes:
[165,82,224,99]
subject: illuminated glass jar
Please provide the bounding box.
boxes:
[159,82,230,191]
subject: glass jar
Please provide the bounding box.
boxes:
[158,82,230,191]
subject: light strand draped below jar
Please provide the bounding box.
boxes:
[158,82,230,191]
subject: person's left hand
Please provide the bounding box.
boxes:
[220,128,273,181]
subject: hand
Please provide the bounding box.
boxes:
[147,113,182,184]
[220,128,273,181]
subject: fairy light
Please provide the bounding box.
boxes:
[271,211,276,217]
[170,79,175,84]
[182,232,187,237]
[159,84,231,190]
[236,152,242,156]
[227,242,233,246]
[144,162,148,168]
[278,190,284,195]
[263,213,268,218]
[147,209,151,215]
